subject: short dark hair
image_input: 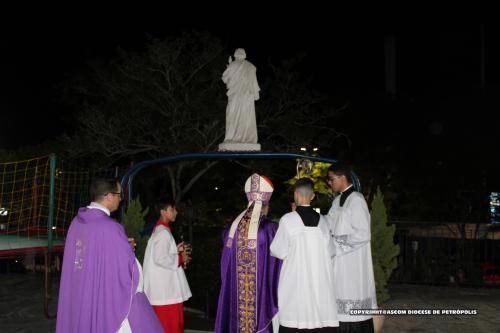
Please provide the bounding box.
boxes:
[155,197,176,216]
[294,178,315,198]
[294,177,314,191]
[328,163,352,184]
[90,178,119,201]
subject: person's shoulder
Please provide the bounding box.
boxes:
[152,225,173,239]
[280,211,301,225]
[351,191,367,202]
[348,192,369,209]
[330,195,341,205]
[261,215,278,223]
[281,211,296,220]
[281,211,298,219]
[318,215,329,228]
[80,217,129,248]
[259,217,279,229]
[99,216,126,235]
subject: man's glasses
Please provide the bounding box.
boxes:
[107,191,124,200]
[326,175,342,183]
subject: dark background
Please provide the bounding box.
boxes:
[1,21,498,192]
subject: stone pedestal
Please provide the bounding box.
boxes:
[218,142,261,151]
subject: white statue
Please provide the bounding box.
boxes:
[219,48,261,151]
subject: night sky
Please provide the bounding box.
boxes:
[1,21,499,188]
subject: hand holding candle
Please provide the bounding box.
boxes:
[178,242,192,268]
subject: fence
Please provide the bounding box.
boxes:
[0,155,92,257]
[390,220,500,287]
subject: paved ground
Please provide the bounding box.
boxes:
[382,283,500,333]
[1,272,499,332]
[0,272,214,333]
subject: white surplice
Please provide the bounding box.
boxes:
[327,191,377,322]
[270,212,339,329]
[143,225,192,305]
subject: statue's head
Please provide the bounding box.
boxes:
[234,48,246,60]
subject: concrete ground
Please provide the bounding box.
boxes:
[382,283,500,333]
[0,272,214,333]
[1,272,499,332]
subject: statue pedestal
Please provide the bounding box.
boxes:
[218,142,261,151]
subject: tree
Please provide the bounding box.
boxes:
[256,57,350,152]
[60,31,227,203]
[60,31,348,204]
[370,187,400,304]
[122,197,149,263]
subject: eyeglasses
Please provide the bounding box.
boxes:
[326,175,342,183]
[107,191,124,200]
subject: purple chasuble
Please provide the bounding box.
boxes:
[56,208,163,333]
[215,214,282,333]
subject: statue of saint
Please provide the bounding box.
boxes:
[219,48,261,151]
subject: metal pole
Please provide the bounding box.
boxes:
[47,154,56,253]
[119,151,349,209]
[44,153,57,319]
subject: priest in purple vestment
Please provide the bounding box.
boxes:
[56,178,163,333]
[215,173,282,333]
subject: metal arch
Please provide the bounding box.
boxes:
[120,151,361,205]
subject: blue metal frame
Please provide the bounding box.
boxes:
[120,151,360,206]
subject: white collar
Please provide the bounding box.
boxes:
[87,202,111,216]
[341,184,353,193]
